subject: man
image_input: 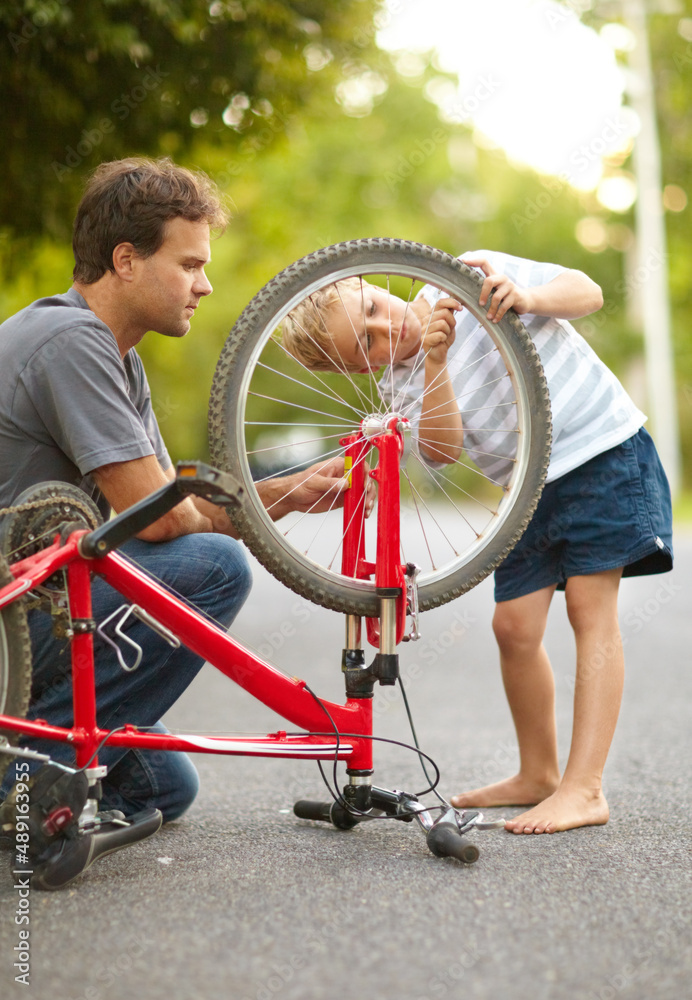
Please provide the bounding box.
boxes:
[0,157,350,886]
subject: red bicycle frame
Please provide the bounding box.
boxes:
[0,422,411,778]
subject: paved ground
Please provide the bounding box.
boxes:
[1,528,690,1000]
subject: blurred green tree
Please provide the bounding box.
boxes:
[137,60,601,462]
[580,2,692,485]
[0,0,382,246]
[1,3,689,488]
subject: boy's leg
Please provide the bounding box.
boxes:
[451,583,560,809]
[505,566,623,834]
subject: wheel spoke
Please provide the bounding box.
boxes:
[208,240,551,616]
[255,359,370,421]
[401,469,438,570]
[248,391,360,425]
[248,432,348,458]
[410,452,498,521]
[254,441,347,490]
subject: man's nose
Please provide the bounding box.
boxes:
[196,270,213,296]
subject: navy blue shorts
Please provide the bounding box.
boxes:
[494,427,674,603]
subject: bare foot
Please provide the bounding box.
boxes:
[450,773,559,810]
[504,786,609,834]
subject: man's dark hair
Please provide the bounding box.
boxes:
[72,157,229,284]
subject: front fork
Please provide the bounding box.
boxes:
[298,421,505,858]
[339,420,413,800]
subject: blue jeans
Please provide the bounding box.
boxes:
[2,534,252,822]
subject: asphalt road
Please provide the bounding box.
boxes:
[1,528,690,1000]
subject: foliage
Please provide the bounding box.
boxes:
[648,7,692,482]
[138,61,627,463]
[1,2,690,487]
[580,0,692,480]
[0,0,382,245]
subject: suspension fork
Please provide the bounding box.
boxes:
[339,420,408,805]
[340,422,408,668]
[368,419,407,654]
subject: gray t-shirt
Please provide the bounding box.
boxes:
[0,288,171,517]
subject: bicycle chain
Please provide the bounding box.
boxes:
[0,494,100,622]
[1,494,99,555]
[0,494,97,523]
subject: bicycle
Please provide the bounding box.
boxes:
[0,240,551,888]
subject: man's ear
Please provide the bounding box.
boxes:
[111,242,139,282]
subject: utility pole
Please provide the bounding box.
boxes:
[621,0,681,495]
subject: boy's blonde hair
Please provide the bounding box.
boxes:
[281,277,363,372]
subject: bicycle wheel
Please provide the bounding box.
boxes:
[209,239,551,617]
[0,552,32,783]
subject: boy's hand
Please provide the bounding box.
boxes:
[422,296,461,364]
[461,255,534,322]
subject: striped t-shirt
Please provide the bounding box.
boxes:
[379,250,646,484]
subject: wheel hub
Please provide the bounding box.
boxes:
[360,412,409,439]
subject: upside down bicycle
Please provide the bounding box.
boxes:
[0,240,551,888]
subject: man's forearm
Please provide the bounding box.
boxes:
[255,477,297,522]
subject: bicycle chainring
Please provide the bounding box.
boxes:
[0,482,103,612]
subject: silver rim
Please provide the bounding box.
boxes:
[211,243,550,614]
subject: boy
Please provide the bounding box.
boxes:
[281,250,673,835]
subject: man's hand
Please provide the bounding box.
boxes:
[422,296,461,364]
[285,456,350,514]
[258,455,377,521]
[461,255,533,322]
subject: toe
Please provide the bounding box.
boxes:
[450,795,467,808]
[506,822,526,834]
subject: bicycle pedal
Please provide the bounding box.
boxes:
[30,807,163,891]
[0,763,88,855]
[175,461,244,505]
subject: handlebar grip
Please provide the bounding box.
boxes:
[294,800,333,823]
[426,824,480,863]
[293,800,361,830]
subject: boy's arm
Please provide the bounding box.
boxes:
[461,255,604,323]
[418,297,464,464]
